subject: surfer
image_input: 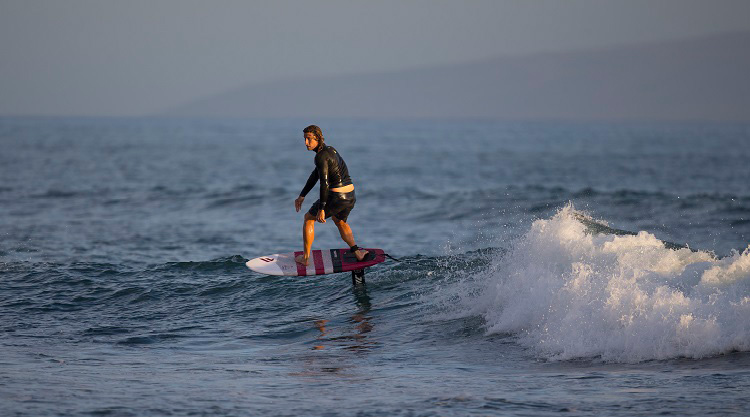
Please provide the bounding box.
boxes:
[294,125,369,266]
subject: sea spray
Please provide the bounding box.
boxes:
[469,205,750,362]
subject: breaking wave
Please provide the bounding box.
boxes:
[461,204,750,362]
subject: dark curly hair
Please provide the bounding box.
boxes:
[303,125,324,144]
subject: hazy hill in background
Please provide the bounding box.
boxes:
[166,32,750,122]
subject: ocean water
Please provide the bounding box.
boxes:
[1,117,750,416]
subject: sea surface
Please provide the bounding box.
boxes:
[2,117,750,416]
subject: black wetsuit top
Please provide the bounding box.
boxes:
[299,144,352,210]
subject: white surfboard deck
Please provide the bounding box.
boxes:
[246,248,385,276]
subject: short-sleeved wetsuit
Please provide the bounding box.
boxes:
[299,144,357,222]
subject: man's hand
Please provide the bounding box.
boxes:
[316,209,326,223]
[295,196,305,212]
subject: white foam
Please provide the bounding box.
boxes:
[466,204,750,362]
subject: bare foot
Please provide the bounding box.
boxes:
[354,249,369,262]
[295,255,309,266]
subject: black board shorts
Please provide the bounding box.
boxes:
[308,190,356,222]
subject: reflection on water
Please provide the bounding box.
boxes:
[312,319,328,351]
[346,284,374,352]
[313,284,374,352]
[291,284,376,378]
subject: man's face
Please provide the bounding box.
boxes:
[304,132,319,151]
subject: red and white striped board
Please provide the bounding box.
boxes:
[246,248,385,276]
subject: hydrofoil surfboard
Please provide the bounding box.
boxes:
[246,248,385,277]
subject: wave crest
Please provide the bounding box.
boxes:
[468,204,750,362]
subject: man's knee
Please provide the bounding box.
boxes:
[304,212,316,221]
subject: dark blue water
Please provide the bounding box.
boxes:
[2,117,750,416]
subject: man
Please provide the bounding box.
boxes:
[294,125,370,266]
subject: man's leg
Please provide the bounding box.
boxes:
[332,216,369,261]
[296,212,316,265]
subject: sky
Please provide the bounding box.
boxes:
[1,0,749,117]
